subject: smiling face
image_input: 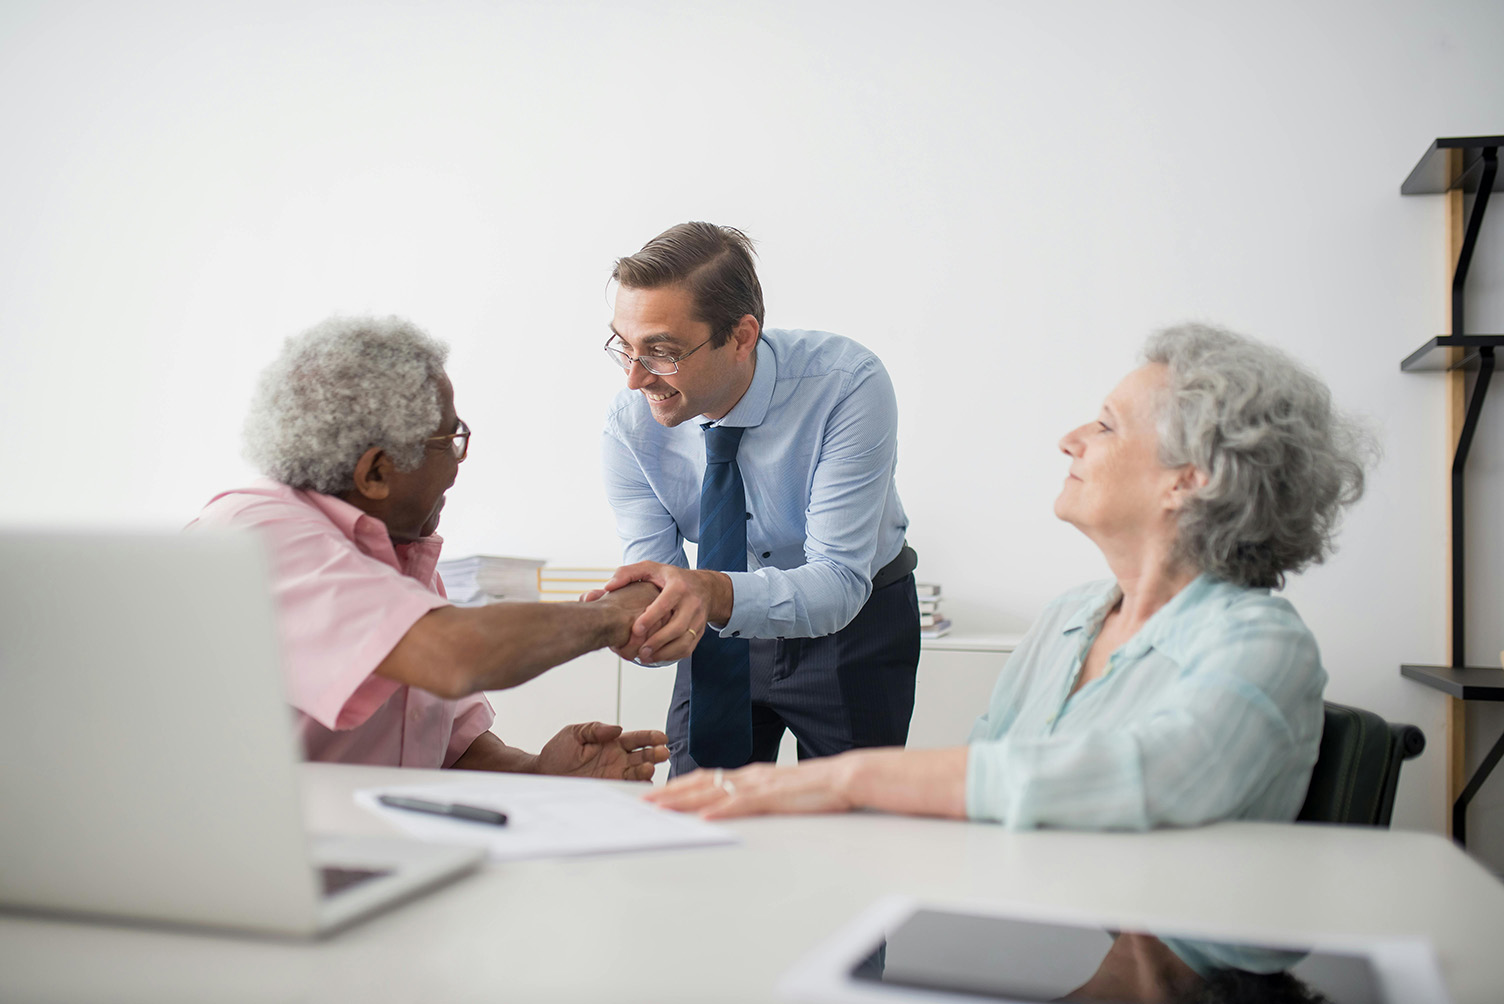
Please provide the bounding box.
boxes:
[1054,363,1191,547]
[384,373,462,542]
[609,283,758,427]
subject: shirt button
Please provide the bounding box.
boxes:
[745,512,752,520]
[762,551,771,558]
[732,631,741,637]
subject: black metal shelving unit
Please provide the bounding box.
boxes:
[1399,135,1504,847]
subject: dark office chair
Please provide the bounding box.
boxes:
[1296,701,1426,827]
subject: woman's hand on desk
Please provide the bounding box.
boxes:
[645,759,857,818]
[645,748,969,820]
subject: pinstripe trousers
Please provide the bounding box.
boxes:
[666,573,921,776]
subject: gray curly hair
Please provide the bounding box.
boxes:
[1145,323,1373,589]
[243,315,450,495]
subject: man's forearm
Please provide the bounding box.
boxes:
[450,730,538,772]
[375,583,656,698]
[446,600,627,690]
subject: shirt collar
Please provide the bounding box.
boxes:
[708,336,774,429]
[254,478,445,574]
[1060,579,1123,638]
[1124,572,1215,657]
[1057,572,1217,660]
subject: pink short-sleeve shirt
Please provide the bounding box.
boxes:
[187,479,494,768]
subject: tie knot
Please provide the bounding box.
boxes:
[703,424,746,464]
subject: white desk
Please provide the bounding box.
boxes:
[3,762,1503,1003]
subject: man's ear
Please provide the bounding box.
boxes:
[729,314,760,362]
[350,446,393,501]
[1165,464,1209,511]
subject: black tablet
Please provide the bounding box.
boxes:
[777,897,1449,1004]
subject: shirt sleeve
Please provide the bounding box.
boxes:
[443,693,496,767]
[965,607,1326,830]
[723,357,900,639]
[602,424,689,568]
[211,503,451,731]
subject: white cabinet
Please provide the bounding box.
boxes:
[484,649,619,757]
[908,637,1019,748]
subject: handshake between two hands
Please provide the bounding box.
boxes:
[580,560,725,666]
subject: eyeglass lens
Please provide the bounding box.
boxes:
[605,341,677,375]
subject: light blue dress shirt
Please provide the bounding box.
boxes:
[966,574,1326,830]
[602,329,909,640]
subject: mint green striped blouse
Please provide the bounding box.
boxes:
[966,574,1326,829]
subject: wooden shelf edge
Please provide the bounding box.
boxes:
[1401,664,1504,701]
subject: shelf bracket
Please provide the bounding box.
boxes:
[1451,347,1495,668]
[1446,145,1499,670]
[1455,719,1504,847]
[1452,147,1498,337]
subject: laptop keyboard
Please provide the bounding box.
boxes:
[319,866,389,897]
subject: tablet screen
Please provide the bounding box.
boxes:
[850,909,1385,1003]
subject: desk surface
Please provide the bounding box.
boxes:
[4,762,1503,1004]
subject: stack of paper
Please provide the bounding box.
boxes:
[436,555,545,606]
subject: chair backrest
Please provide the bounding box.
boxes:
[1297,701,1426,827]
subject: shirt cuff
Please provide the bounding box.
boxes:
[720,571,769,638]
[965,741,1008,824]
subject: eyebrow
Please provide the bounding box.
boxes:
[607,326,678,349]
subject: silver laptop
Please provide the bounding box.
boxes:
[0,529,483,937]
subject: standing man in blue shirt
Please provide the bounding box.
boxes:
[597,221,919,777]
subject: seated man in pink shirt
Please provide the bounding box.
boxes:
[190,315,669,779]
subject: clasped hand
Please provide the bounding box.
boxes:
[587,561,730,664]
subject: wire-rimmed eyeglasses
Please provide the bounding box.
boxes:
[604,335,715,376]
[426,418,470,461]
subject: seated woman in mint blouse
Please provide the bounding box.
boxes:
[648,323,1371,830]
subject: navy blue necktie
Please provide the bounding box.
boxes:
[689,423,753,767]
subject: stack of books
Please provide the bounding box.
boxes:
[917,582,951,639]
[435,555,545,606]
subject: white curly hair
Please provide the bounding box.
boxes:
[1146,323,1375,589]
[243,315,450,495]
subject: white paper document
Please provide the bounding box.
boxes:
[354,775,738,861]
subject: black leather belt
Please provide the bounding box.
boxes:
[871,542,918,591]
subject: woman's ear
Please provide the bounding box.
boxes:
[350,446,393,501]
[1166,465,1208,511]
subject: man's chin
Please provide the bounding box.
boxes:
[650,406,692,428]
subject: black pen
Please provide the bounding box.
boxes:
[377,794,508,826]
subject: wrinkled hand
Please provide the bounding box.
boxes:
[643,758,856,819]
[587,581,664,661]
[603,561,728,664]
[536,722,669,782]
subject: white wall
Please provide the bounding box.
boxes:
[3,1,1503,862]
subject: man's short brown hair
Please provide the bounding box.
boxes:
[612,222,765,347]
